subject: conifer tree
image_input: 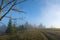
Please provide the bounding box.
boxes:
[5,19,16,35]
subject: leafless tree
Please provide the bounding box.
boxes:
[0,0,27,20]
[0,21,6,26]
[5,16,24,26]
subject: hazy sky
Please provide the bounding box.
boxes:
[37,0,60,28]
[1,0,60,28]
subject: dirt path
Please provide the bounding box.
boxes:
[46,31,60,40]
[41,31,58,40]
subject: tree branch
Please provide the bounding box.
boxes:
[14,0,27,6]
[0,0,26,20]
[11,8,26,13]
[2,0,15,9]
[0,2,16,20]
[1,0,4,8]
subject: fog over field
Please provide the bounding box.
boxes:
[0,0,60,40]
[32,0,60,28]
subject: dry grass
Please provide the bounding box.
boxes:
[0,29,60,40]
[0,29,48,40]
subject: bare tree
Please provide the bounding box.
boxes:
[0,0,27,20]
[5,16,24,26]
[0,21,6,26]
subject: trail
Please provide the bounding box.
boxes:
[41,31,59,40]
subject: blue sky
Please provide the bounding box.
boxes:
[1,0,60,28]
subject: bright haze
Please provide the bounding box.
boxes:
[27,0,60,28]
[39,0,60,28]
[1,0,60,28]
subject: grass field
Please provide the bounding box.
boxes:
[0,29,60,40]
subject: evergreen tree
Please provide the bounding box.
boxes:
[5,19,16,35]
[18,25,25,32]
[39,23,45,29]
